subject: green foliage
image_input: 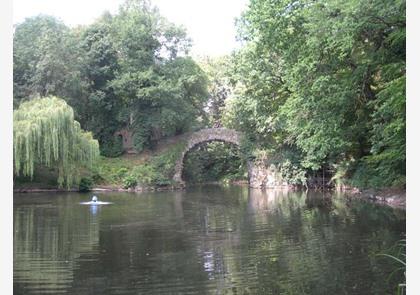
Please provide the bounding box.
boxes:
[12,0,405,190]
[13,15,73,106]
[228,0,406,188]
[278,160,307,186]
[183,142,247,184]
[150,141,187,179]
[330,159,355,188]
[132,128,151,152]
[116,167,129,178]
[377,240,406,295]
[271,146,309,186]
[122,160,176,188]
[122,175,138,189]
[91,140,186,188]
[350,156,405,189]
[100,135,124,157]
[239,134,257,161]
[197,56,234,127]
[127,141,187,187]
[74,20,122,154]
[14,0,209,156]
[130,165,157,186]
[238,135,259,161]
[79,177,93,192]
[91,156,142,185]
[107,1,208,148]
[13,96,100,188]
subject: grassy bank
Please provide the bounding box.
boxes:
[89,140,187,190]
[15,139,187,191]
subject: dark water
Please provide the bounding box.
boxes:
[14,186,405,295]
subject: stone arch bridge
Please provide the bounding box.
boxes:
[116,127,287,188]
[173,128,244,183]
[171,128,285,189]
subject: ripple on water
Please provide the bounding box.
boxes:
[13,188,405,295]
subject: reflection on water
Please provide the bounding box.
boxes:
[14,186,405,294]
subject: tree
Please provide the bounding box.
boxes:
[13,15,81,107]
[75,18,123,156]
[109,0,208,150]
[13,96,100,188]
[198,56,233,127]
[13,1,209,156]
[228,0,405,188]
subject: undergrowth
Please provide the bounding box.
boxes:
[90,140,187,188]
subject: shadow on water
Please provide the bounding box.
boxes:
[14,187,405,295]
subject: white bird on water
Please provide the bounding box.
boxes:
[80,195,112,205]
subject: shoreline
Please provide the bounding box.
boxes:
[14,184,406,210]
[351,188,406,209]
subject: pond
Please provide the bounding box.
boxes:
[14,185,405,294]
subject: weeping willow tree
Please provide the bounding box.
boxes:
[14,96,100,188]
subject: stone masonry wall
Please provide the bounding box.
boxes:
[172,128,289,189]
[248,162,290,189]
[173,128,243,183]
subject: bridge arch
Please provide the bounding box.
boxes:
[173,128,246,183]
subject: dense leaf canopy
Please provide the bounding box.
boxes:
[13,0,405,189]
[13,97,99,187]
[223,0,405,188]
[13,0,208,156]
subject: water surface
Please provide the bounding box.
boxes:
[14,186,405,294]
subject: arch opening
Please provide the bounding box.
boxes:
[172,128,248,184]
[181,140,248,184]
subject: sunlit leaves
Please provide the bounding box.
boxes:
[231,0,405,187]
[13,97,100,188]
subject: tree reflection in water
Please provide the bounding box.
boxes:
[14,187,405,294]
